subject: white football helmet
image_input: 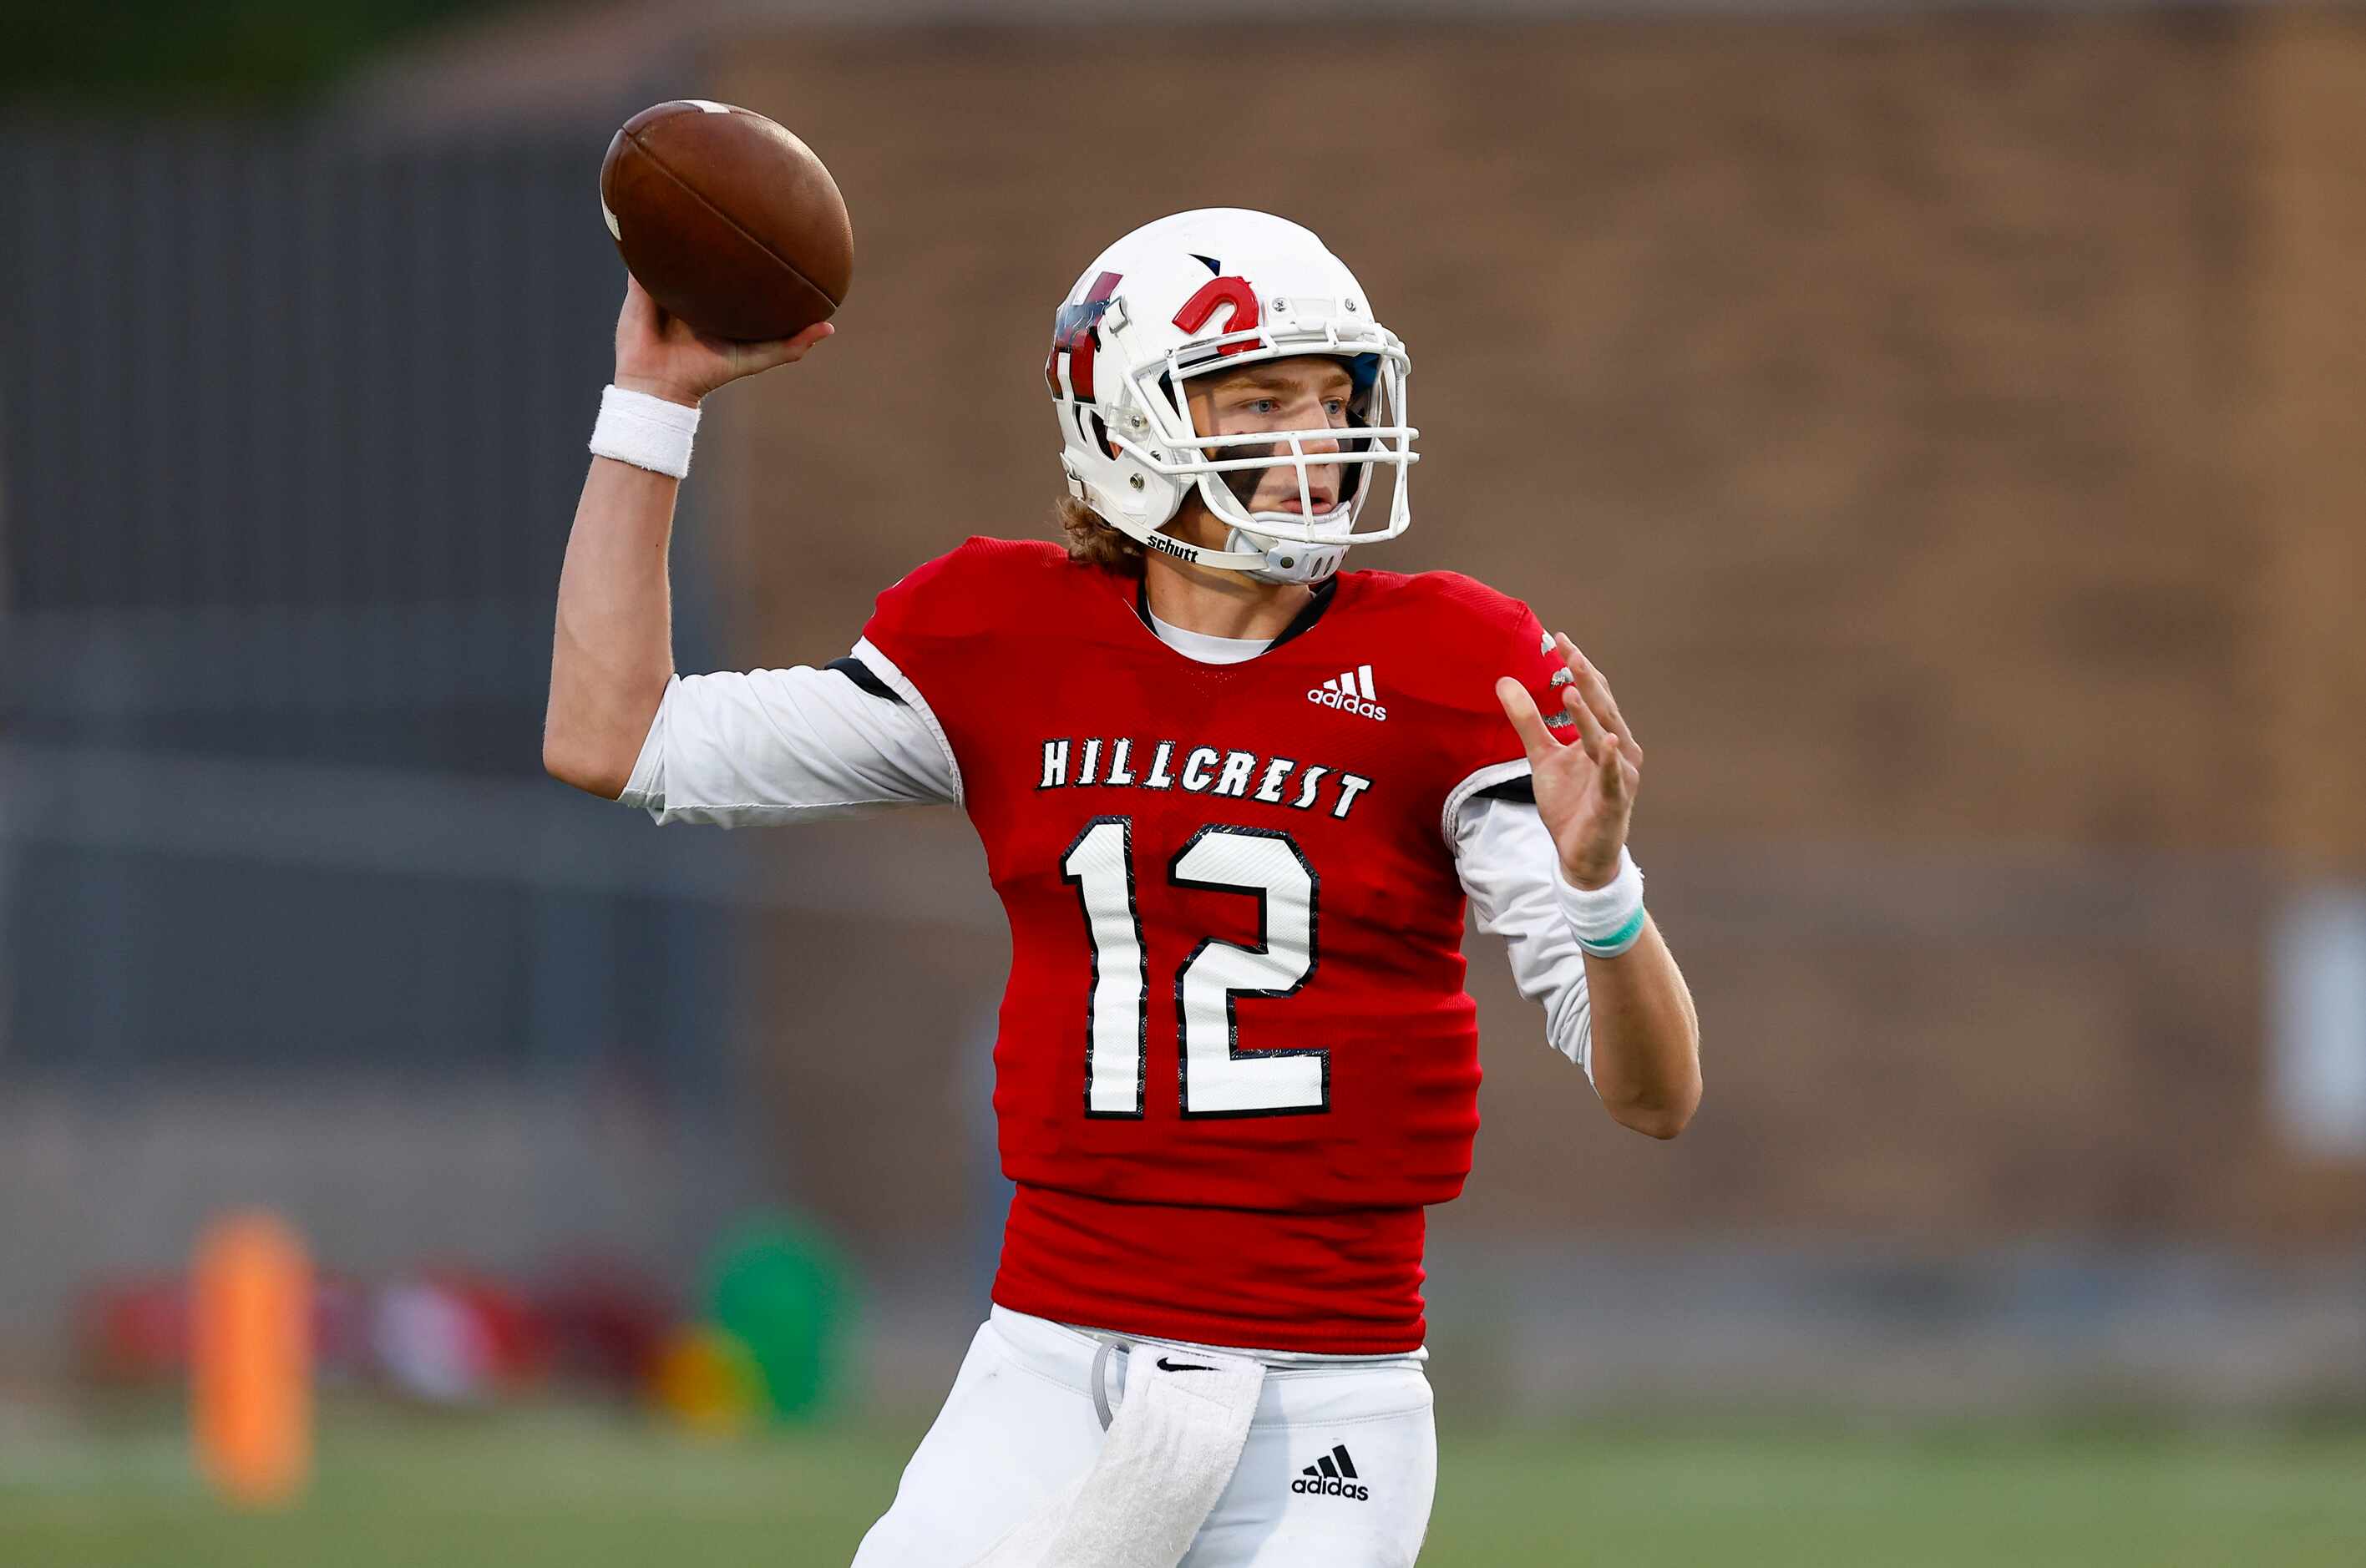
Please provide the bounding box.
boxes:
[1046,209,1416,584]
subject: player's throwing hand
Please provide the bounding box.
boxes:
[610,274,833,409]
[1495,633,1644,891]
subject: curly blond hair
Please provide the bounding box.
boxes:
[1056,494,1146,576]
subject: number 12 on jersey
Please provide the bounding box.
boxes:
[1060,817,1325,1119]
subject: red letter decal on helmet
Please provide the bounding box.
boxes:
[1046,271,1123,402]
[1172,276,1261,356]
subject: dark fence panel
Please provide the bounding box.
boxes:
[0,116,731,1094]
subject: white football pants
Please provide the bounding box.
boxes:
[851,1306,1437,1568]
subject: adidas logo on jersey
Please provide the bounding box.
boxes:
[1307,665,1386,721]
[1290,1444,1370,1501]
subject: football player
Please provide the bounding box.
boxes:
[546,209,1700,1567]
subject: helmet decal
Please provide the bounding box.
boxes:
[1045,269,1123,401]
[1170,275,1262,357]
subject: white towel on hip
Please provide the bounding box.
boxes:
[967,1342,1266,1568]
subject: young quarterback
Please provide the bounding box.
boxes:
[545,208,1700,1567]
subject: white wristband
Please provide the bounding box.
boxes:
[1558,846,1647,958]
[589,384,701,478]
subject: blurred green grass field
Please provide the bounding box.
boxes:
[4,1404,2363,1567]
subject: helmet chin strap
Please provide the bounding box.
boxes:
[1107,516,1272,575]
[1101,515,1345,584]
[1099,496,1351,583]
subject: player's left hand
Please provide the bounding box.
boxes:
[1495,634,1643,891]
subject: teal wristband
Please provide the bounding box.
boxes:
[1578,903,1648,959]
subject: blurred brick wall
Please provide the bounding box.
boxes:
[681,16,2366,1262]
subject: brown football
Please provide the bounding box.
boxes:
[599,99,853,341]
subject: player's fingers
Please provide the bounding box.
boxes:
[1556,636,1619,730]
[616,274,661,336]
[1553,633,1619,740]
[1557,634,1642,757]
[1598,732,1628,801]
[1494,677,1556,761]
[1592,678,1641,761]
[1560,684,1614,762]
[737,321,835,372]
[782,321,837,357]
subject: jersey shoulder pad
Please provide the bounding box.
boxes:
[1350,569,1567,700]
[864,535,1077,647]
[1345,569,1580,780]
[1349,566,1533,634]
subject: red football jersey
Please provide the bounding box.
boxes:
[860,538,1572,1353]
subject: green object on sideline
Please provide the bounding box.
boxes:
[705,1215,858,1424]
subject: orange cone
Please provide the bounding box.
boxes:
[191,1211,312,1508]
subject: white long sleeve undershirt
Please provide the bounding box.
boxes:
[619,630,1598,1081]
